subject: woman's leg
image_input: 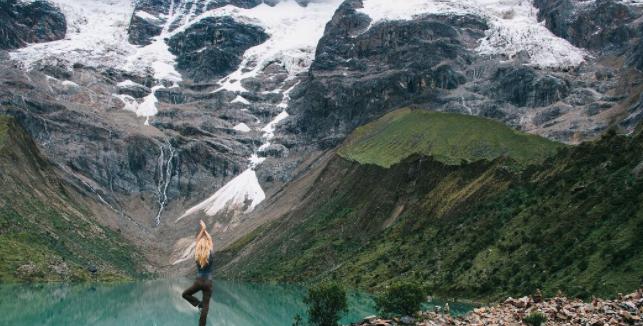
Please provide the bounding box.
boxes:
[182,280,203,307]
[198,280,213,326]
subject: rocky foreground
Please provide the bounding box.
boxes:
[354,289,643,326]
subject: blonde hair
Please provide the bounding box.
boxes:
[195,234,213,268]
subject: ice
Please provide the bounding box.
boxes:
[134,10,162,23]
[195,0,344,92]
[116,79,143,88]
[176,169,266,221]
[231,95,250,104]
[233,123,251,132]
[358,0,588,69]
[10,0,135,70]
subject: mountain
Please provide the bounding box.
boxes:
[216,112,643,300]
[0,0,641,289]
[0,116,146,281]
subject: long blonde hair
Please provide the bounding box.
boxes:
[195,234,213,268]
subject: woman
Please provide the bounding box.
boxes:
[182,220,214,326]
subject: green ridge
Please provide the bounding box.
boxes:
[338,108,564,168]
[218,122,643,301]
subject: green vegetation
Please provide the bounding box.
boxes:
[303,282,348,326]
[523,312,547,326]
[218,116,643,300]
[375,281,426,316]
[0,116,144,282]
[338,108,563,168]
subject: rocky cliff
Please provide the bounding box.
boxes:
[0,0,66,50]
[1,0,642,280]
[0,116,147,281]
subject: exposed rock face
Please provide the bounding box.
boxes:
[287,0,643,147]
[491,67,569,108]
[291,1,487,146]
[534,0,639,51]
[0,0,66,50]
[127,0,170,45]
[167,17,269,82]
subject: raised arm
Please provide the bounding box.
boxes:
[196,220,206,240]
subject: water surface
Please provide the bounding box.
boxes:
[0,279,474,325]
[0,279,375,326]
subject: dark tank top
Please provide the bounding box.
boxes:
[196,250,214,279]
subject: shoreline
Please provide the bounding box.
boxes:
[353,289,643,325]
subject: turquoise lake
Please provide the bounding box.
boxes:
[0,279,473,325]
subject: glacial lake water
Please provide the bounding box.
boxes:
[0,279,474,325]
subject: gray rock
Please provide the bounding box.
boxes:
[0,0,66,50]
[167,17,269,82]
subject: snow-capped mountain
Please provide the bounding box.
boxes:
[1,0,642,275]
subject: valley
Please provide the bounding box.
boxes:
[0,0,642,324]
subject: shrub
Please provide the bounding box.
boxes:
[304,282,348,326]
[376,281,426,316]
[523,311,547,326]
[292,314,304,326]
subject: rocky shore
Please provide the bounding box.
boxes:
[353,289,643,326]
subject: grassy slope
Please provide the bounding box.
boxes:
[338,108,564,168]
[217,114,643,301]
[0,116,144,282]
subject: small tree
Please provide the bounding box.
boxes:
[304,282,348,326]
[376,281,426,316]
[523,312,547,326]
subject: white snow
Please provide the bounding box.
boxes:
[61,80,79,87]
[200,0,344,92]
[10,0,135,70]
[134,10,162,23]
[233,123,252,132]
[176,169,266,221]
[358,0,588,68]
[231,95,250,104]
[10,0,182,125]
[116,79,143,88]
[112,93,139,112]
[172,241,195,265]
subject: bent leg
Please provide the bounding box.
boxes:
[198,281,213,326]
[182,281,202,307]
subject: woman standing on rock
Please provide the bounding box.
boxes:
[182,220,215,326]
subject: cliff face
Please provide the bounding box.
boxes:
[0,116,146,281]
[288,0,643,147]
[0,0,66,50]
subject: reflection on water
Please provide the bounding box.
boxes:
[0,279,376,326]
[0,279,475,325]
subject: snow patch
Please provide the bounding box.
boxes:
[10,0,135,70]
[233,123,251,132]
[197,0,344,92]
[176,169,266,221]
[61,80,79,87]
[117,79,143,88]
[231,95,250,104]
[134,10,162,23]
[358,0,588,68]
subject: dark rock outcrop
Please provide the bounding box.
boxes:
[0,0,66,50]
[127,0,170,45]
[491,67,569,108]
[533,0,640,52]
[290,1,487,146]
[167,17,268,82]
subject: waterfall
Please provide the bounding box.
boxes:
[155,141,176,226]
